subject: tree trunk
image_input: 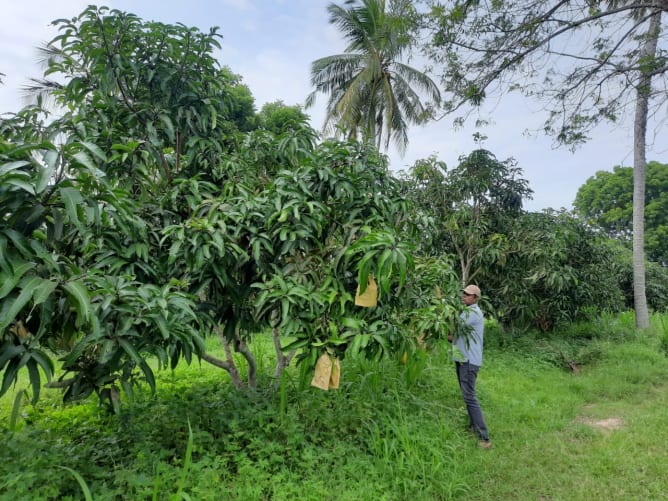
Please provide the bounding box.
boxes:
[201,325,245,388]
[631,11,661,329]
[235,338,257,388]
[272,326,296,380]
[201,327,258,388]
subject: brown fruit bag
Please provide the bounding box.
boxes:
[355,276,377,307]
[329,357,341,389]
[311,353,333,390]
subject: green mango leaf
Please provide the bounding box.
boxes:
[0,343,25,370]
[139,359,156,392]
[155,315,169,339]
[121,379,135,401]
[377,248,393,279]
[147,121,159,146]
[396,250,408,288]
[71,151,97,171]
[0,276,42,331]
[36,152,58,194]
[9,388,27,432]
[0,160,30,176]
[159,114,175,142]
[32,278,58,305]
[281,337,310,352]
[118,338,142,365]
[340,316,362,329]
[80,141,107,162]
[63,280,93,326]
[0,353,30,398]
[4,229,33,260]
[0,262,35,300]
[59,186,86,233]
[30,348,55,381]
[0,236,9,274]
[5,177,35,194]
[48,207,64,241]
[348,334,363,356]
[26,358,41,404]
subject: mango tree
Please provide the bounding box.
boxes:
[400,146,532,285]
[0,6,284,404]
[0,7,456,408]
[399,147,626,331]
[481,210,626,331]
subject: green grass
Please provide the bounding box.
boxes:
[2,315,668,500]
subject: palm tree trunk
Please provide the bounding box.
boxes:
[632,10,661,329]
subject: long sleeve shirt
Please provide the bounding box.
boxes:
[454,303,484,366]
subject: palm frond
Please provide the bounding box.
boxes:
[34,43,65,70]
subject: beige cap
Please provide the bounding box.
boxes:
[462,284,481,297]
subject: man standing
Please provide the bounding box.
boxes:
[450,284,491,449]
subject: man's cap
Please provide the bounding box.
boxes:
[462,284,481,297]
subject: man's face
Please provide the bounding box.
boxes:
[462,292,477,306]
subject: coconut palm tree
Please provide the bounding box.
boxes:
[306,0,440,155]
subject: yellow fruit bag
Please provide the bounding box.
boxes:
[355,276,377,307]
[329,357,340,389]
[311,353,332,390]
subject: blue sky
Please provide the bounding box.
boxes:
[1,0,656,211]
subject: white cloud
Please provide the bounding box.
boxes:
[219,0,257,12]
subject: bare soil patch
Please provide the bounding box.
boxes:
[577,416,624,431]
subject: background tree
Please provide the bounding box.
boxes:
[482,210,626,331]
[400,147,627,331]
[442,147,532,285]
[575,161,668,266]
[422,0,667,328]
[608,240,668,312]
[257,100,311,136]
[0,6,235,407]
[400,144,532,284]
[306,0,441,154]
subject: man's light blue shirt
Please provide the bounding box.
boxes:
[455,303,484,366]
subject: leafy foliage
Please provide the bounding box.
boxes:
[483,210,626,330]
[398,147,630,330]
[574,161,668,265]
[610,242,668,312]
[257,101,311,136]
[399,146,532,284]
[1,6,442,407]
[421,0,667,328]
[3,3,654,412]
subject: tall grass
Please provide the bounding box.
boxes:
[1,313,668,500]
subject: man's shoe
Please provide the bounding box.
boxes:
[479,440,492,449]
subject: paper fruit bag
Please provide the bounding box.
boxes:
[311,353,341,390]
[355,276,377,307]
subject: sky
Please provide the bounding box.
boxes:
[0,0,661,211]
